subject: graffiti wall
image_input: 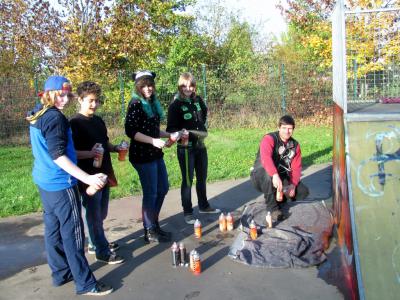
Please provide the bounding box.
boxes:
[332,104,359,299]
[347,118,400,299]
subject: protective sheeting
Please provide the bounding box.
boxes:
[229,199,333,268]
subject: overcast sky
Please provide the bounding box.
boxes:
[48,0,288,37]
[223,0,287,37]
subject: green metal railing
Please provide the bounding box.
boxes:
[0,62,334,145]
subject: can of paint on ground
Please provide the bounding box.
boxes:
[179,242,187,266]
[171,242,180,267]
[194,219,202,239]
[249,219,257,240]
[226,212,234,231]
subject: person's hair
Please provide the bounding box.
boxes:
[135,77,155,99]
[278,115,295,128]
[76,81,102,99]
[26,90,63,123]
[178,72,196,99]
[40,90,61,107]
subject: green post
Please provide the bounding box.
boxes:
[280,63,286,114]
[34,75,39,104]
[353,59,357,101]
[118,70,125,120]
[202,64,207,105]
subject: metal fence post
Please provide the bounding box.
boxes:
[202,64,207,105]
[34,75,39,104]
[280,63,286,114]
[353,59,357,101]
[118,70,125,120]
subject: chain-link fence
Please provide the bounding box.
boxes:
[0,62,333,146]
[345,8,400,112]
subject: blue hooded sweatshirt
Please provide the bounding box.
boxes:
[27,104,77,191]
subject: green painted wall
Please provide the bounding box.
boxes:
[347,121,400,299]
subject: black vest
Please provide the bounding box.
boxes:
[269,131,298,179]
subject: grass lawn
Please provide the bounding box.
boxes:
[0,126,332,217]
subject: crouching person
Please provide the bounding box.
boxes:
[250,115,309,221]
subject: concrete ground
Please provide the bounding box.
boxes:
[0,163,344,300]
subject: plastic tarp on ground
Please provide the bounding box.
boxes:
[229,199,333,268]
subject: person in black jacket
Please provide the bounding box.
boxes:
[70,81,124,265]
[166,72,220,224]
[125,71,177,243]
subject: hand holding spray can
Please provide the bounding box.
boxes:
[86,173,108,196]
[276,189,283,202]
[180,129,189,146]
[165,132,180,148]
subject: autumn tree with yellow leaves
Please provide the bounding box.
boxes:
[277,0,400,74]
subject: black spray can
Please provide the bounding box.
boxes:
[171,242,180,267]
[179,242,187,266]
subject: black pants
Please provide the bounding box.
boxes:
[177,146,209,214]
[250,168,309,211]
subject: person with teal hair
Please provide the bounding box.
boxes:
[125,71,178,243]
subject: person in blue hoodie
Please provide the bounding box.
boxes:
[26,76,113,296]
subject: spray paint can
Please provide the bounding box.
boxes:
[189,249,195,271]
[190,250,201,275]
[219,213,227,232]
[165,132,180,147]
[194,219,202,239]
[93,143,104,168]
[226,212,234,231]
[181,129,189,146]
[86,174,108,196]
[171,242,180,267]
[266,211,272,228]
[276,189,283,202]
[179,242,187,266]
[249,219,258,240]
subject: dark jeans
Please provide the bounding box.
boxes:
[39,185,96,294]
[133,158,169,229]
[250,169,309,211]
[81,186,110,257]
[177,146,209,214]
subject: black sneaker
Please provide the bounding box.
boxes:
[184,214,196,224]
[88,243,119,255]
[82,282,113,296]
[108,242,119,252]
[199,206,221,214]
[87,245,96,255]
[144,228,171,243]
[96,253,125,265]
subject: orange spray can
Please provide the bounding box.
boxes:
[190,250,201,275]
[194,219,202,238]
[249,219,258,240]
[226,212,234,231]
[219,213,227,232]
